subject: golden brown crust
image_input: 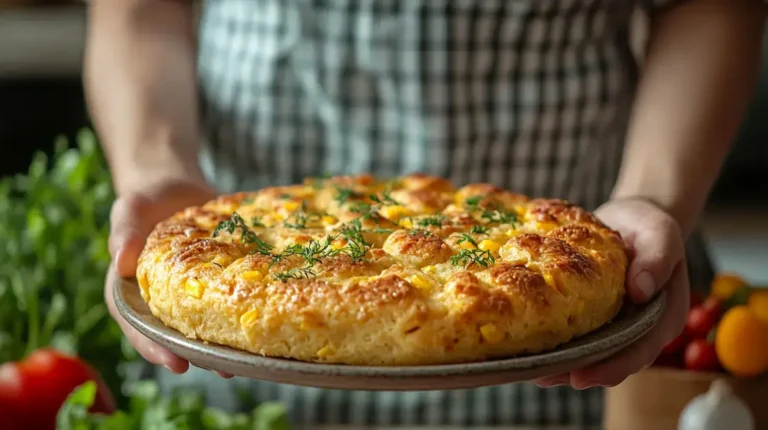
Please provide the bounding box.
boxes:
[136,173,627,365]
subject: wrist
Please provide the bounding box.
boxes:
[109,141,208,197]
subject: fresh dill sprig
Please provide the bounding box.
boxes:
[212,213,273,255]
[450,249,495,268]
[273,266,316,281]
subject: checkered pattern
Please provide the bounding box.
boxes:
[188,0,713,426]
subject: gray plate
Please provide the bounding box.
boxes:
[115,277,665,391]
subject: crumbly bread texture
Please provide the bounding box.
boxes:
[136,173,628,366]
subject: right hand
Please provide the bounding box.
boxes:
[104,176,219,375]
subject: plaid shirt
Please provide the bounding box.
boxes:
[175,0,714,427]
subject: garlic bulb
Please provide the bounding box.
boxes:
[678,379,754,430]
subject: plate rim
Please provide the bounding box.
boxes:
[115,277,665,378]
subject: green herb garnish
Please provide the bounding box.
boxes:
[334,187,362,204]
[213,213,273,254]
[273,266,316,281]
[251,217,265,227]
[450,249,495,268]
[338,219,369,262]
[283,201,320,229]
[470,225,488,235]
[417,215,446,228]
[456,233,478,248]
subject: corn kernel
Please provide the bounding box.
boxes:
[407,274,432,291]
[543,273,555,287]
[421,265,437,274]
[316,346,333,358]
[536,221,559,231]
[380,205,412,221]
[321,215,337,226]
[399,218,413,229]
[240,309,260,326]
[241,271,264,282]
[480,323,505,345]
[331,238,348,250]
[478,240,501,256]
[292,235,311,245]
[212,255,233,266]
[505,229,519,238]
[184,278,205,299]
[138,273,150,295]
[283,201,299,212]
[460,241,476,250]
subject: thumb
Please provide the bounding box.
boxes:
[109,195,154,278]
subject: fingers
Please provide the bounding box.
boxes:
[624,211,684,303]
[570,263,689,388]
[109,195,155,277]
[104,265,189,374]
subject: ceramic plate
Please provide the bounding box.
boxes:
[115,277,665,391]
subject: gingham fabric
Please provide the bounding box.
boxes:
[178,0,715,427]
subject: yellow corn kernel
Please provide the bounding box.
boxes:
[283,201,299,212]
[321,215,337,226]
[316,346,333,358]
[478,240,501,256]
[138,273,150,295]
[184,278,205,299]
[240,309,260,326]
[212,255,233,266]
[399,218,413,229]
[292,235,311,245]
[421,265,437,274]
[480,323,505,345]
[380,205,412,221]
[505,229,519,238]
[241,271,264,282]
[543,273,555,287]
[460,241,476,250]
[331,238,348,250]
[407,274,432,291]
[536,221,559,231]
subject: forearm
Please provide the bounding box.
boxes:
[612,0,766,237]
[83,0,204,195]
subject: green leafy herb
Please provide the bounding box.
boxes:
[283,201,319,230]
[0,129,132,406]
[213,213,273,255]
[470,225,489,235]
[338,219,369,262]
[417,215,446,228]
[251,217,265,227]
[334,187,362,204]
[464,196,483,207]
[456,233,478,248]
[273,266,316,281]
[271,237,338,268]
[57,380,292,430]
[481,208,518,225]
[369,192,400,206]
[409,229,431,238]
[450,249,496,268]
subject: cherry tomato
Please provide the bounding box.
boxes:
[701,296,723,317]
[661,332,688,355]
[685,306,719,339]
[690,291,707,308]
[0,348,114,430]
[684,339,720,372]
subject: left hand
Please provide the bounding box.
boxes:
[534,197,691,389]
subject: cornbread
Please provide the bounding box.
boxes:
[136,173,628,365]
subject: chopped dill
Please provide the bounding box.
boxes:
[212,213,273,255]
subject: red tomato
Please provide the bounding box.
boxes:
[684,339,720,372]
[661,332,688,355]
[0,348,114,430]
[685,306,719,339]
[690,291,707,308]
[701,296,723,317]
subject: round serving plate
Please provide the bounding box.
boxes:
[115,277,665,391]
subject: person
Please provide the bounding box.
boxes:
[84,0,766,426]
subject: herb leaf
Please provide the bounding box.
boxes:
[213,213,273,254]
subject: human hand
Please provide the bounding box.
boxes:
[535,197,690,389]
[103,176,233,377]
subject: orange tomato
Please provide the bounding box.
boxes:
[715,306,768,378]
[710,273,748,300]
[748,290,768,323]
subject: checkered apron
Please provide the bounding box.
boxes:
[168,0,715,426]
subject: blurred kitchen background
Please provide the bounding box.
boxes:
[1,2,767,283]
